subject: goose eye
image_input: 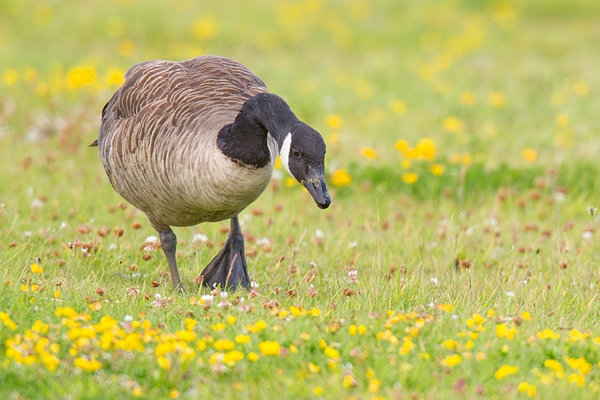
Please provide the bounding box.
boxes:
[292,149,301,158]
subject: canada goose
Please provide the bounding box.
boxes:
[93,55,331,291]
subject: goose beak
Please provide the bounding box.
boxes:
[303,166,331,209]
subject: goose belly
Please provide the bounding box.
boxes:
[105,137,274,228]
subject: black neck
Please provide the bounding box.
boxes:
[217,93,297,168]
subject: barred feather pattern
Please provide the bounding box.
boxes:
[98,55,276,230]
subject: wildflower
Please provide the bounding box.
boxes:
[495,365,518,380]
[415,138,436,160]
[401,159,412,169]
[331,169,352,187]
[211,323,226,331]
[544,359,564,378]
[360,147,377,160]
[555,113,570,127]
[496,323,518,340]
[572,80,590,96]
[402,172,418,184]
[324,346,340,359]
[258,340,281,356]
[443,117,464,133]
[192,16,218,39]
[68,67,96,88]
[326,114,343,130]
[430,164,444,176]
[214,339,235,351]
[308,362,320,373]
[118,39,135,57]
[357,325,367,335]
[105,68,125,86]
[522,148,538,162]
[518,382,536,397]
[569,329,588,342]
[74,357,102,372]
[235,334,251,345]
[30,264,44,275]
[460,92,477,105]
[520,311,532,321]
[223,350,244,365]
[343,374,357,388]
[537,328,559,340]
[347,269,358,284]
[169,389,180,399]
[441,339,459,351]
[441,354,462,367]
[389,99,407,115]
[395,140,409,152]
[568,373,585,387]
[488,92,506,107]
[247,352,260,362]
[313,387,323,396]
[566,357,592,375]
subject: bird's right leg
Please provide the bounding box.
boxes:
[158,228,184,292]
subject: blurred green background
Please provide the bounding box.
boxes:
[1,0,599,175]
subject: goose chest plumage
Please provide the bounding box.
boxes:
[95,55,331,290]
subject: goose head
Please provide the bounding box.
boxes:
[279,123,331,209]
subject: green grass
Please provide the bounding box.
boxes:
[2,0,600,398]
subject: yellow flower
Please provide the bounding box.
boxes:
[326,114,343,130]
[537,328,559,340]
[308,362,320,373]
[460,92,477,105]
[395,140,409,152]
[343,374,357,388]
[74,357,102,372]
[169,389,180,399]
[349,325,357,335]
[118,39,135,57]
[258,340,281,356]
[555,113,570,127]
[247,352,260,362]
[211,323,226,331]
[441,339,459,351]
[30,263,43,274]
[488,91,506,108]
[415,138,436,160]
[357,325,367,335]
[105,68,125,86]
[226,315,237,325]
[522,148,538,162]
[68,67,96,89]
[313,387,323,396]
[284,177,297,187]
[520,311,532,321]
[495,365,518,380]
[324,346,340,359]
[213,339,235,351]
[331,169,352,187]
[572,80,590,96]
[389,99,407,115]
[443,117,464,133]
[441,354,462,367]
[429,164,444,176]
[223,350,244,365]
[360,147,377,160]
[2,69,18,86]
[518,382,536,397]
[193,16,219,39]
[401,172,418,184]
[496,323,518,340]
[235,334,251,345]
[568,373,585,387]
[569,329,588,342]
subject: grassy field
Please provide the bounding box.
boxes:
[2,0,600,398]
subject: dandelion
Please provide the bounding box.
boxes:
[520,311,532,321]
[518,382,537,397]
[443,117,464,133]
[415,138,436,160]
[441,354,462,367]
[326,114,343,130]
[496,323,518,340]
[30,263,43,274]
[460,92,477,105]
[537,328,559,340]
[2,69,18,86]
[68,67,96,88]
[430,164,444,176]
[488,92,506,107]
[389,99,407,115]
[555,116,573,133]
[324,346,340,359]
[522,148,538,162]
[74,357,102,372]
[258,340,281,356]
[313,387,323,395]
[360,147,377,160]
[331,169,352,187]
[247,352,260,362]
[105,68,125,86]
[193,16,219,39]
[395,140,409,152]
[402,172,418,184]
[495,365,518,380]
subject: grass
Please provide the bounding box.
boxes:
[2,0,600,398]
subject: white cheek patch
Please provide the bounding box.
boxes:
[279,132,293,176]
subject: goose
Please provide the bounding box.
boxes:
[92,55,331,291]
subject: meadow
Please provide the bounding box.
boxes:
[1,0,600,398]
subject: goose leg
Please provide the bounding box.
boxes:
[158,228,184,291]
[200,216,250,290]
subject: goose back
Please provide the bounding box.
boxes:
[98,55,276,230]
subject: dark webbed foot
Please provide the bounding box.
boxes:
[158,228,184,292]
[200,216,250,290]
